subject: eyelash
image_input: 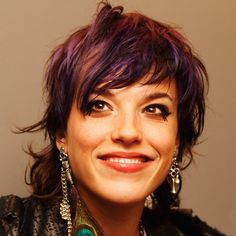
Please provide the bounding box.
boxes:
[143,104,171,120]
[85,99,171,120]
[85,100,111,115]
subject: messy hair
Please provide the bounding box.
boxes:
[21,1,208,228]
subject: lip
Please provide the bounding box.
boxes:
[98,152,152,173]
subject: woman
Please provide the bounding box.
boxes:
[0,2,225,236]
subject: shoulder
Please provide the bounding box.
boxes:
[0,194,66,235]
[0,194,24,216]
[0,194,25,235]
[170,208,226,236]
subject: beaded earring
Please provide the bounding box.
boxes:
[168,152,181,195]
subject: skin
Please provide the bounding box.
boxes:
[57,75,179,236]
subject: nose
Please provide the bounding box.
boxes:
[111,113,142,145]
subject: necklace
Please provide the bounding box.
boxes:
[74,195,146,236]
[75,197,103,236]
[139,223,146,236]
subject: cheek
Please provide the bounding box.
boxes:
[66,119,111,160]
[145,123,178,155]
[66,123,107,181]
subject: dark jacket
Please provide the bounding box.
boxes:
[0,195,225,236]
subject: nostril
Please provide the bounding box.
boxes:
[111,115,142,144]
[111,127,142,144]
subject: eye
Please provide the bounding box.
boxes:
[85,99,111,115]
[143,104,171,120]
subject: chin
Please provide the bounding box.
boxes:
[92,183,151,206]
[100,193,145,206]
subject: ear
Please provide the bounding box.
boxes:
[55,132,68,152]
[175,135,180,152]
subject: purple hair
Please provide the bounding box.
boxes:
[44,4,207,162]
[22,2,208,223]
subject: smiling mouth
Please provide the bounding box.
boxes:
[98,152,151,173]
[105,157,144,164]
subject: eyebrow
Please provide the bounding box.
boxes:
[144,92,173,102]
[92,90,173,102]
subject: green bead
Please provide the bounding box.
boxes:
[76,228,95,236]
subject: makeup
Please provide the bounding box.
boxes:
[98,152,152,173]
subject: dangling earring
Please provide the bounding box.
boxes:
[59,147,74,236]
[144,193,157,210]
[168,151,181,195]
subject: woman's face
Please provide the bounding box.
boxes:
[57,76,179,205]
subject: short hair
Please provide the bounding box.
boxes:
[22,2,208,219]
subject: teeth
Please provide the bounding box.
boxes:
[106,158,143,164]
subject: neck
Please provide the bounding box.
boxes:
[77,190,144,236]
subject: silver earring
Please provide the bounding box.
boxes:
[144,193,157,210]
[59,147,74,235]
[168,152,181,195]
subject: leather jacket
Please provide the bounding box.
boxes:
[0,195,225,236]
